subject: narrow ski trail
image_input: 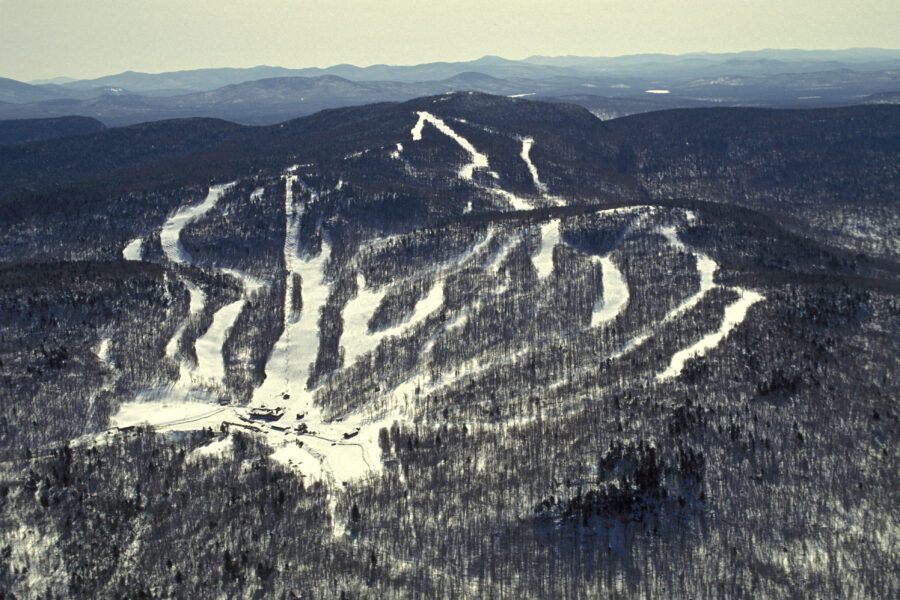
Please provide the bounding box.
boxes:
[591,256,629,327]
[657,288,764,380]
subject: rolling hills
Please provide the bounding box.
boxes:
[0,93,896,598]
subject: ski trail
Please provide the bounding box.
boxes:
[165,280,206,360]
[533,220,561,279]
[411,111,489,181]
[410,111,553,210]
[340,275,389,365]
[160,183,233,265]
[254,173,332,409]
[658,225,718,322]
[591,256,629,326]
[341,227,496,368]
[520,137,547,194]
[193,299,245,387]
[122,238,143,261]
[656,288,764,381]
[487,234,521,274]
[248,173,380,491]
[341,277,445,367]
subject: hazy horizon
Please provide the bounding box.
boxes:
[2,0,898,81]
[12,46,900,84]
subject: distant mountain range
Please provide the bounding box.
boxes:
[0,49,898,126]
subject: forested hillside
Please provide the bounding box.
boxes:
[0,94,896,598]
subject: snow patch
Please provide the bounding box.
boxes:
[95,337,112,366]
[188,436,233,462]
[122,238,143,261]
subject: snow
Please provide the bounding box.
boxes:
[390,143,403,160]
[165,280,205,359]
[111,401,228,432]
[341,276,444,367]
[657,288,764,380]
[410,111,489,181]
[193,298,245,387]
[221,268,265,296]
[591,256,629,326]
[520,137,547,194]
[254,174,332,406]
[160,183,233,265]
[487,234,521,274]
[1,524,63,595]
[122,238,143,261]
[645,89,671,94]
[188,435,233,461]
[95,337,112,366]
[508,92,536,98]
[491,188,533,211]
[533,220,561,279]
[340,275,389,365]
[658,225,718,322]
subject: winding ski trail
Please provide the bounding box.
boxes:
[657,288,764,380]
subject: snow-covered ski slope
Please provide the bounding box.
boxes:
[160,183,233,265]
[101,108,767,489]
[591,256,629,327]
[411,111,489,181]
[409,109,563,209]
[113,182,264,409]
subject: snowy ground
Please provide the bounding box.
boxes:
[111,401,229,432]
[94,337,112,366]
[591,256,629,326]
[122,238,142,261]
[160,183,233,265]
[533,220,561,279]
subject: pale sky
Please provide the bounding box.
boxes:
[1,0,898,81]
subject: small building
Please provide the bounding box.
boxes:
[248,407,285,422]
